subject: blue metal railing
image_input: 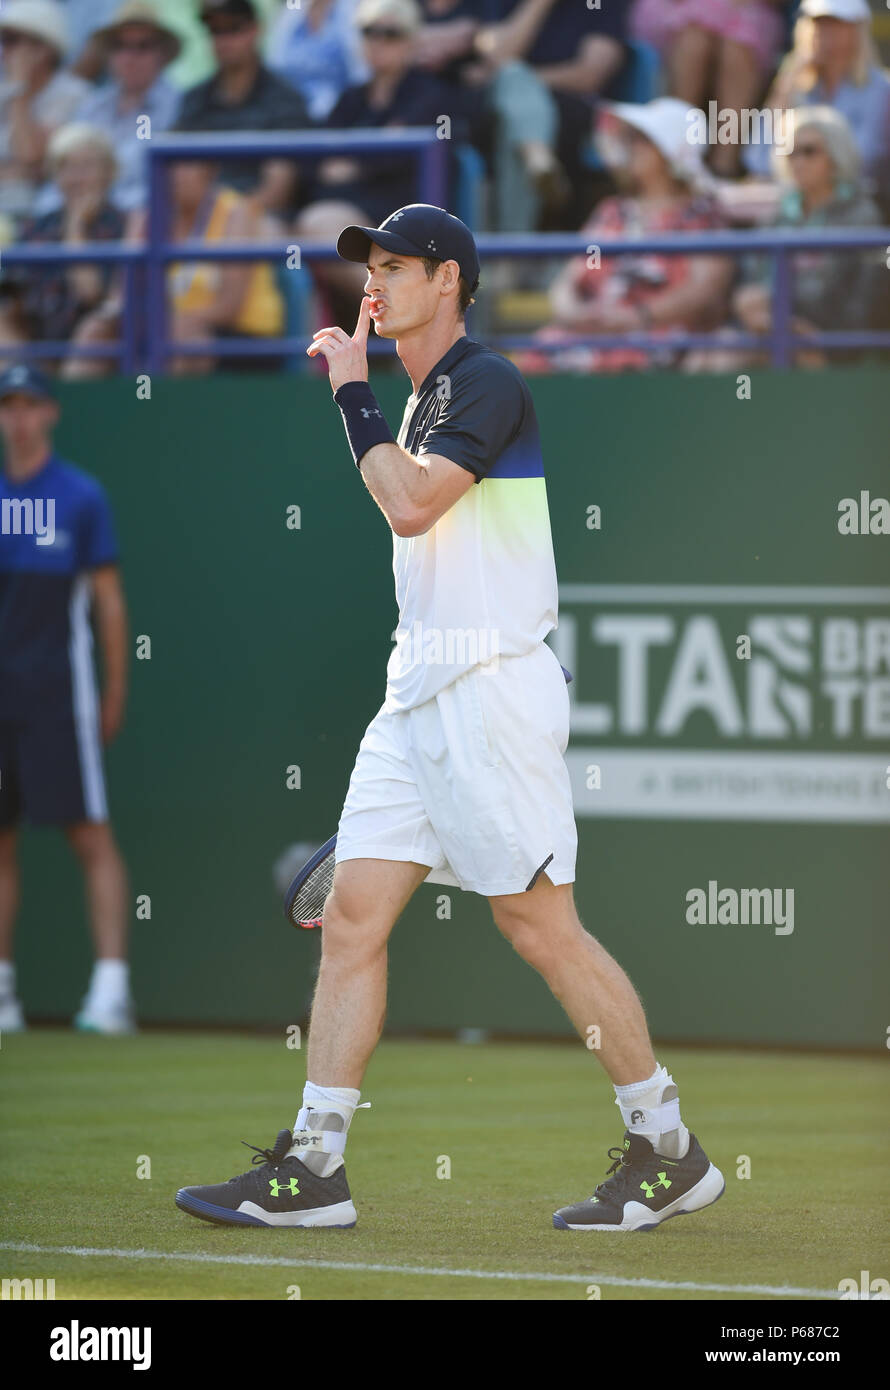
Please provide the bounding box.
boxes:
[2,129,889,371]
[144,129,448,373]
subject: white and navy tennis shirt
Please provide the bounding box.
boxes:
[0,454,118,823]
[384,336,559,712]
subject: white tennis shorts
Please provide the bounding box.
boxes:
[335,640,577,896]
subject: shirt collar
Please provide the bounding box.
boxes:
[211,63,266,110]
[415,335,474,399]
[2,450,56,489]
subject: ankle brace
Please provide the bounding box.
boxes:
[614,1064,689,1158]
[288,1089,370,1176]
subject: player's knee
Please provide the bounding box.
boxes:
[0,827,18,865]
[320,889,390,962]
[495,914,557,973]
[65,821,115,862]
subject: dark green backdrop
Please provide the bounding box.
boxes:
[12,367,888,1045]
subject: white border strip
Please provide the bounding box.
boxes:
[559,584,890,605]
[0,1242,838,1298]
[68,574,107,821]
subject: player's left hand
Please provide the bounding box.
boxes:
[100,694,124,745]
[306,294,370,391]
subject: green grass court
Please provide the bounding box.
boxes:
[1,1031,887,1301]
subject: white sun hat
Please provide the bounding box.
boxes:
[798,0,870,21]
[598,97,713,190]
[0,0,69,59]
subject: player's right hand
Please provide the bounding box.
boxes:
[306,295,371,391]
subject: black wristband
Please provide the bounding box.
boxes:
[333,380,395,468]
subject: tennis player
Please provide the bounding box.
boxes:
[176,205,724,1232]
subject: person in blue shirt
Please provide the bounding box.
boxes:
[265,0,369,123]
[0,364,134,1033]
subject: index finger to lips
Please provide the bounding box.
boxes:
[354,294,372,339]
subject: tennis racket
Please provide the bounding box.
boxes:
[283,665,573,929]
[283,834,337,929]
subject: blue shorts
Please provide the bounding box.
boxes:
[0,706,108,828]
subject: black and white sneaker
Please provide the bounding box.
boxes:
[175,1128,356,1228]
[553,1131,724,1232]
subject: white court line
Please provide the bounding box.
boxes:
[0,1242,837,1298]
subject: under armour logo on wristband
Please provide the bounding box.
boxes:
[335,381,396,467]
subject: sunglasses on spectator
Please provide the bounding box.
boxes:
[205,18,252,36]
[789,143,825,158]
[111,37,161,53]
[360,25,410,40]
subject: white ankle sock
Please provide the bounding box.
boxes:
[0,960,15,996]
[614,1063,690,1159]
[88,960,129,1003]
[291,1082,363,1177]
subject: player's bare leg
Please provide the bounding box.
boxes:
[0,827,19,959]
[489,874,656,1084]
[489,874,725,1230]
[65,821,134,1033]
[65,821,129,959]
[307,856,431,1087]
[0,827,24,1030]
[176,856,430,1228]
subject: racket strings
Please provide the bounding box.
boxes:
[288,851,336,927]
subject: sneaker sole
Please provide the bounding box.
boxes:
[174,1190,357,1229]
[553,1163,725,1232]
[73,1015,136,1035]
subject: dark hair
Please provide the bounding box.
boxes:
[420,256,475,315]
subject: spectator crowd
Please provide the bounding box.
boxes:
[0,0,886,375]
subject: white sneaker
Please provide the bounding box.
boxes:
[73,997,137,1034]
[0,995,26,1032]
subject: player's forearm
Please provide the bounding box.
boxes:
[539,33,624,93]
[95,593,129,707]
[358,441,432,534]
[475,0,555,64]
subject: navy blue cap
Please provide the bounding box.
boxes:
[337,204,480,293]
[0,364,56,403]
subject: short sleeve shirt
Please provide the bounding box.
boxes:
[384,337,558,711]
[175,65,309,192]
[486,0,626,65]
[0,455,118,717]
